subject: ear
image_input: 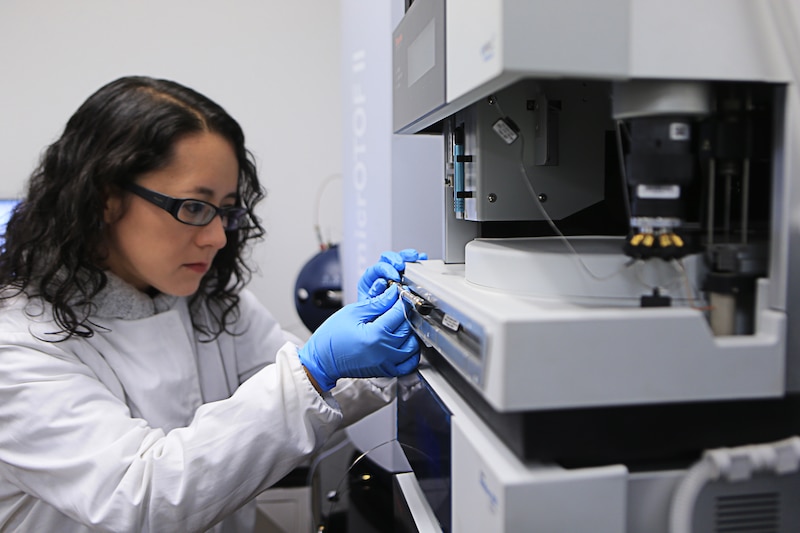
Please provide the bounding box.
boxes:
[103,190,124,225]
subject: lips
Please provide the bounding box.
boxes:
[184,263,209,273]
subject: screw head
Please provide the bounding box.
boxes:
[538,193,548,202]
[487,193,497,203]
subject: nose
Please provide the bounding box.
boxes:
[195,214,228,250]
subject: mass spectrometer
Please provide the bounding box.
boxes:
[390,0,800,531]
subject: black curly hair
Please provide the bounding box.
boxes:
[0,76,266,340]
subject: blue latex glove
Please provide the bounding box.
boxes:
[357,249,428,301]
[299,284,421,391]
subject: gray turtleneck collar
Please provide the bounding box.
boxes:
[92,272,179,320]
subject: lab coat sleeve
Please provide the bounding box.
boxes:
[332,377,396,427]
[0,332,342,533]
[232,290,395,425]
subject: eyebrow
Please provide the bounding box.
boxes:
[189,186,238,201]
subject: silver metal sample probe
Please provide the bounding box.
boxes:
[388,280,434,316]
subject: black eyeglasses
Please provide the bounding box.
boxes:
[121,182,249,231]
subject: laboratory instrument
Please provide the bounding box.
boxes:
[391,0,800,531]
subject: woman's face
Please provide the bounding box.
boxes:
[104,131,239,296]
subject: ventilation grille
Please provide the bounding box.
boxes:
[715,492,780,533]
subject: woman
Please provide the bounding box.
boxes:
[0,76,422,532]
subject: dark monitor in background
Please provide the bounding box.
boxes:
[0,199,19,246]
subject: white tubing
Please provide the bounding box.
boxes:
[669,436,800,533]
[669,458,719,533]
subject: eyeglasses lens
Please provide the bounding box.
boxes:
[177,201,247,231]
[178,201,216,226]
[221,209,247,231]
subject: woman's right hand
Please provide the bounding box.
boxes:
[356,249,427,301]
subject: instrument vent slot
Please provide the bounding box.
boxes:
[715,492,779,533]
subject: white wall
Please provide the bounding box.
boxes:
[0,0,343,338]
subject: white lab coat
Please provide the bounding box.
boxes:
[0,273,394,532]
